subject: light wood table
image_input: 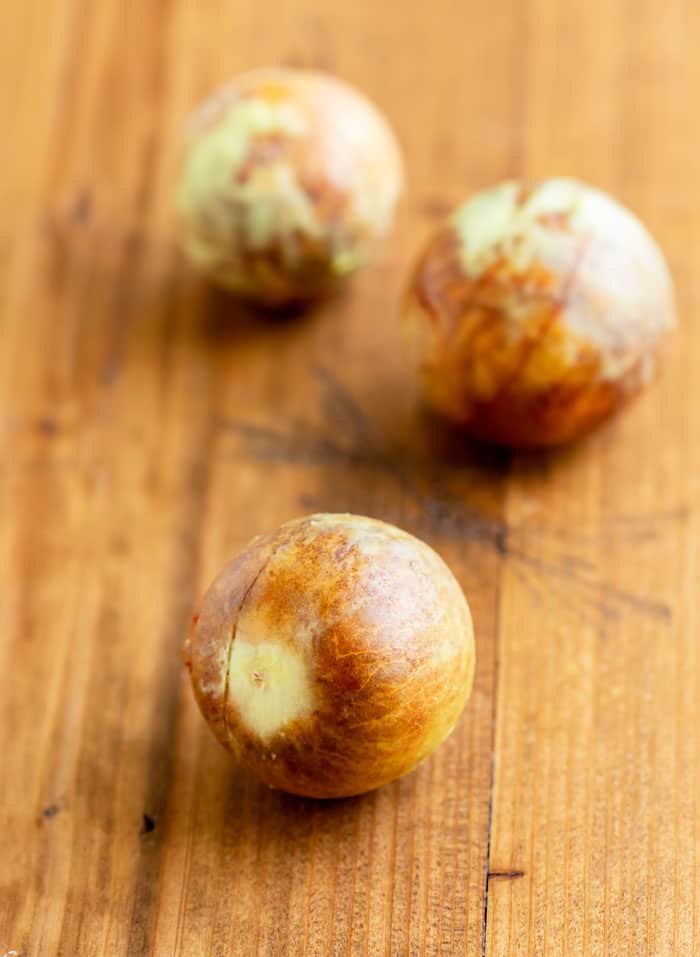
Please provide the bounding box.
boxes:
[1,0,698,954]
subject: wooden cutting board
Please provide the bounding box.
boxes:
[1,0,698,954]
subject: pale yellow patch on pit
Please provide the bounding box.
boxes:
[178,98,308,219]
[450,178,675,382]
[228,637,313,741]
[451,178,585,277]
[177,96,322,275]
[451,177,666,284]
[452,180,521,275]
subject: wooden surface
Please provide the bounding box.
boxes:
[1,0,698,954]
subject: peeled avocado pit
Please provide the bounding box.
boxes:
[184,513,475,799]
[403,177,676,447]
[176,68,403,306]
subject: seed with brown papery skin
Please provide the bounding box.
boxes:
[403,178,676,448]
[176,68,403,307]
[183,513,474,799]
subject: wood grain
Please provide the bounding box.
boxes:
[0,0,697,955]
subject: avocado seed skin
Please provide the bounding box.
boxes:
[184,513,474,799]
[176,68,403,306]
[404,178,676,448]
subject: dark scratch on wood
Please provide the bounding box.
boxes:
[313,364,373,448]
[218,364,682,626]
[487,869,525,882]
[505,544,672,622]
[519,507,691,546]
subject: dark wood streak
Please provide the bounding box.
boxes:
[487,869,526,881]
[69,188,93,225]
[124,285,217,955]
[100,231,147,387]
[419,196,455,219]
